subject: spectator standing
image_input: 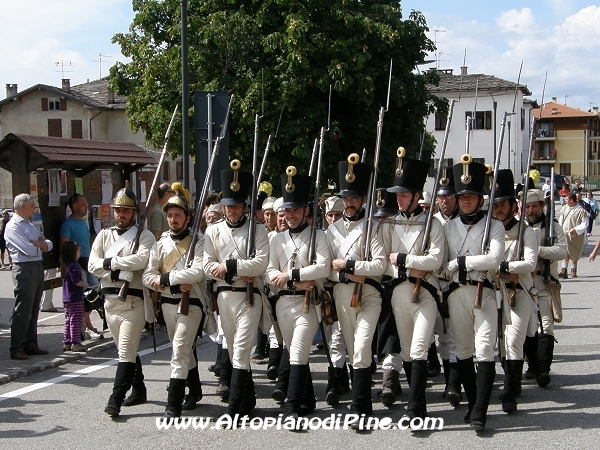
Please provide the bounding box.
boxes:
[5,193,53,360]
[0,209,12,268]
[149,183,176,239]
[559,193,589,278]
[61,241,88,352]
[583,191,598,236]
[559,185,570,206]
[541,178,552,197]
[59,194,103,339]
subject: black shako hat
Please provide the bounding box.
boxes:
[220,163,253,206]
[338,156,372,197]
[453,161,487,195]
[374,188,399,218]
[437,165,456,195]
[492,169,516,203]
[280,167,313,209]
[387,157,430,194]
[515,177,536,199]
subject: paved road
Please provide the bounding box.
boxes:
[0,236,599,449]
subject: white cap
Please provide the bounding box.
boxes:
[418,191,432,205]
[207,203,223,215]
[273,197,284,212]
[262,196,277,211]
[324,196,344,214]
[526,189,545,204]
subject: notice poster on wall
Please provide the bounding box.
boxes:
[47,169,60,206]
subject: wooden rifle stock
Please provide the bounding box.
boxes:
[119,104,179,300]
[474,281,484,310]
[350,283,363,308]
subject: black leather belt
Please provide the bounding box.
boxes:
[277,289,307,296]
[216,286,262,295]
[448,279,494,296]
[161,296,203,308]
[101,287,144,299]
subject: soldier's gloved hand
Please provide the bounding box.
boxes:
[469,271,486,282]
[447,258,459,274]
[118,271,133,282]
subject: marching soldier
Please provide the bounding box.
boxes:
[433,167,462,407]
[203,163,270,418]
[374,187,404,407]
[381,157,444,419]
[491,170,538,413]
[266,167,331,421]
[328,157,385,420]
[525,189,567,388]
[442,161,504,431]
[89,184,155,417]
[143,194,211,418]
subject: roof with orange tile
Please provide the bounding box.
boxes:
[532,101,596,119]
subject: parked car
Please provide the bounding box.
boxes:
[537,174,569,192]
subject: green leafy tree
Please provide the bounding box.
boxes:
[111,0,445,191]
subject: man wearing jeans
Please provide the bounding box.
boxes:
[5,193,53,360]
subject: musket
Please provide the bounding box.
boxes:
[544,166,556,281]
[509,67,543,307]
[351,59,393,309]
[179,95,233,315]
[245,113,261,307]
[118,104,179,300]
[302,126,326,313]
[411,99,456,303]
[257,104,284,187]
[474,63,523,309]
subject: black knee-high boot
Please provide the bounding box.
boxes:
[501,360,523,413]
[182,365,203,410]
[267,345,283,380]
[284,364,309,418]
[216,348,233,400]
[272,348,290,403]
[427,343,441,377]
[105,361,137,417]
[457,357,477,423]
[350,367,373,415]
[122,355,147,406]
[446,361,463,406]
[405,360,428,419]
[226,368,249,417]
[470,361,496,431]
[165,378,187,418]
[537,334,555,387]
[524,333,539,379]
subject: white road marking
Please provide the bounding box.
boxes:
[0,343,172,402]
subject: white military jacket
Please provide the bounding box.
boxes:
[203,217,269,289]
[528,219,567,280]
[326,215,385,282]
[381,209,444,283]
[500,221,538,290]
[443,215,504,284]
[142,232,208,308]
[267,225,331,294]
[89,225,155,292]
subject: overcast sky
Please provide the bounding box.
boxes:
[1,0,598,111]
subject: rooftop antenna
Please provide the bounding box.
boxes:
[434,29,446,69]
[564,95,570,105]
[92,53,112,79]
[55,61,74,79]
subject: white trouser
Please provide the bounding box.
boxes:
[533,276,555,336]
[276,295,319,365]
[217,291,263,370]
[381,353,403,372]
[503,289,535,360]
[434,316,458,362]
[162,303,203,379]
[323,321,348,368]
[391,282,437,362]
[448,285,498,362]
[333,283,381,369]
[105,295,146,363]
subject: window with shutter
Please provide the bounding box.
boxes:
[48,119,62,137]
[71,120,83,139]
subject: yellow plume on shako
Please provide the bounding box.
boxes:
[171,181,191,204]
[258,181,273,197]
